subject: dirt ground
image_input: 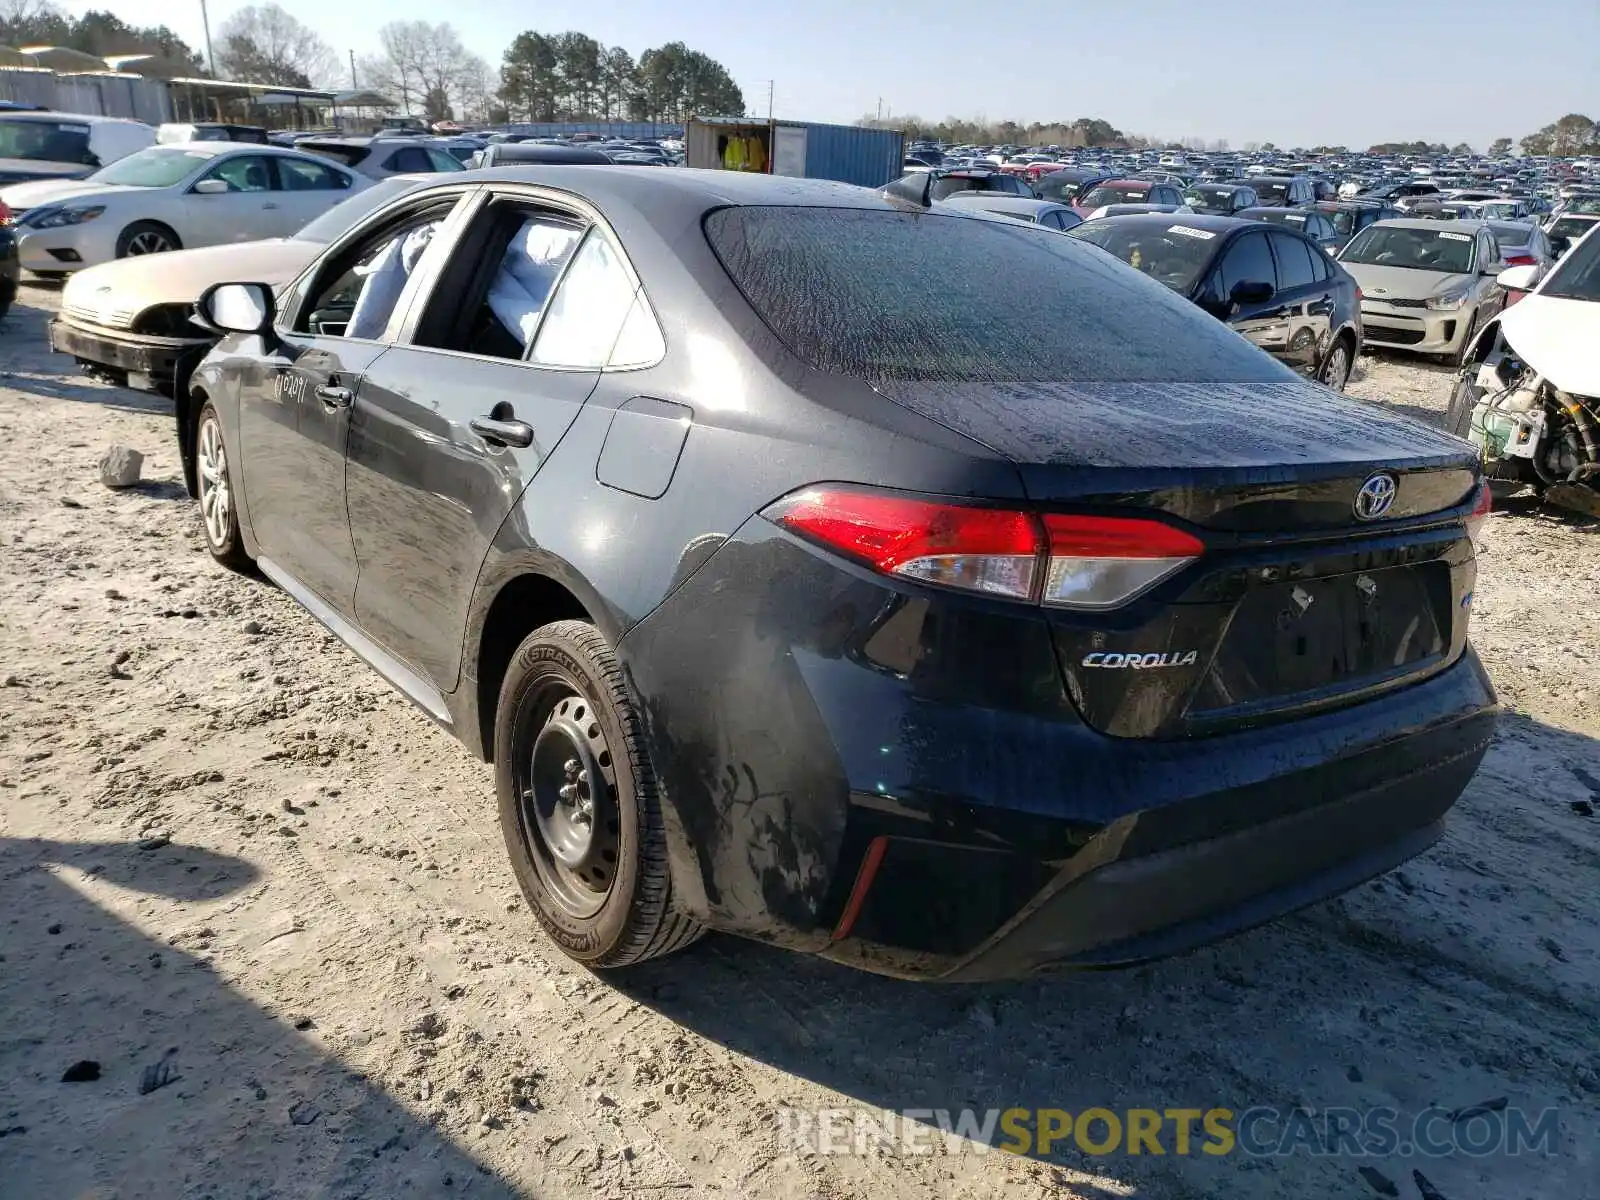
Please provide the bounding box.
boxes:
[2,281,1597,1200]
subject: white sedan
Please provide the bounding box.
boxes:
[0,143,368,276]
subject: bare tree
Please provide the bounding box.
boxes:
[368,21,478,119]
[216,3,338,89]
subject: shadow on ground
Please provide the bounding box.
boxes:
[0,836,524,1199]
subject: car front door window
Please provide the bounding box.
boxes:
[299,213,450,340]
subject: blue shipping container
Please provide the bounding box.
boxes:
[687,117,904,188]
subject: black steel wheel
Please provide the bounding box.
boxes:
[495,620,703,968]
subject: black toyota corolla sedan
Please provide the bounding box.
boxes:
[1072,212,1365,392]
[184,168,1497,981]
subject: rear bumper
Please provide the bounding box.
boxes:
[49,317,206,390]
[621,524,1499,980]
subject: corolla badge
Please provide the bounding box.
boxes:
[1353,472,1398,521]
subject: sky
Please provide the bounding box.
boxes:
[65,0,1600,150]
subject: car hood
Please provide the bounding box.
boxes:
[0,158,92,186]
[61,239,319,311]
[0,178,137,209]
[1340,262,1468,300]
[1497,293,1600,396]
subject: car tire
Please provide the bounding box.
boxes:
[194,402,254,572]
[1448,314,1478,369]
[115,221,182,258]
[495,619,704,969]
[1317,338,1353,391]
[1445,372,1481,439]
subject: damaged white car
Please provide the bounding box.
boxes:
[1447,222,1600,517]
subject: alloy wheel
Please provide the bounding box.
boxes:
[1321,344,1352,391]
[197,415,231,548]
[127,230,174,255]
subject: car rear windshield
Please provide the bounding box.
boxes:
[1255,180,1293,202]
[1550,217,1599,240]
[0,117,92,164]
[1182,186,1236,213]
[1079,184,1150,207]
[703,206,1288,383]
[1340,226,1476,273]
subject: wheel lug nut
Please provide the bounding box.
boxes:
[559,783,577,802]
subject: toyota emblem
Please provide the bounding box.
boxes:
[1354,473,1398,521]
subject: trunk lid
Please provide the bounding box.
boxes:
[870,377,1481,737]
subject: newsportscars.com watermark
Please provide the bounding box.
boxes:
[776,1105,1560,1159]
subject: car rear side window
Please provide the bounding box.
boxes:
[1218,232,1277,294]
[529,230,638,368]
[1268,231,1317,290]
[278,157,350,190]
[704,207,1292,383]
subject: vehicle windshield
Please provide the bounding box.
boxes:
[0,117,94,164]
[1182,186,1236,213]
[1340,225,1476,273]
[294,177,420,242]
[1069,220,1219,294]
[1255,180,1293,204]
[1566,198,1600,215]
[89,147,212,188]
[705,207,1287,383]
[1487,223,1532,247]
[1540,223,1600,301]
[1080,184,1150,207]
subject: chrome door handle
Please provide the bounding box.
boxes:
[315,384,353,408]
[469,415,534,448]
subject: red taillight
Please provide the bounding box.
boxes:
[1504,253,1536,267]
[765,488,1042,599]
[0,200,11,225]
[764,486,1204,610]
[1464,484,1492,547]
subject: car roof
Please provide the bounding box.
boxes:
[0,110,143,125]
[1377,217,1492,232]
[1236,206,1314,218]
[459,166,909,215]
[940,195,1065,215]
[1093,178,1156,188]
[1088,212,1247,233]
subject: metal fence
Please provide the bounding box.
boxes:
[0,68,172,124]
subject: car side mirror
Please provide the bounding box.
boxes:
[1495,264,1539,292]
[196,282,275,335]
[192,178,232,195]
[1230,280,1274,306]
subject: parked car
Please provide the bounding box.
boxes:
[0,143,367,277]
[1072,179,1184,214]
[296,136,466,180]
[50,175,428,453]
[1182,183,1259,215]
[0,205,16,321]
[1250,175,1318,208]
[1237,206,1343,253]
[1314,200,1404,252]
[1071,212,1362,389]
[938,193,1083,230]
[1484,221,1555,301]
[181,168,1492,981]
[156,123,270,145]
[0,110,155,185]
[1338,218,1506,364]
[1360,180,1443,211]
[1031,168,1106,205]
